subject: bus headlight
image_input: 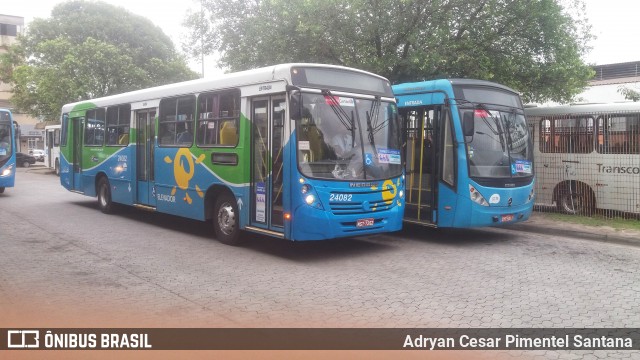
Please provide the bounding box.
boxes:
[300,182,323,209]
[469,185,489,206]
[1,165,12,177]
[305,194,315,205]
[398,189,404,198]
[528,187,535,202]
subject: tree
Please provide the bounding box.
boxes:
[183,0,594,103]
[618,85,640,102]
[0,0,198,120]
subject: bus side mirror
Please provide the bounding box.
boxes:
[463,111,475,137]
[288,85,301,121]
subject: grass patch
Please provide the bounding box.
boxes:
[539,212,640,232]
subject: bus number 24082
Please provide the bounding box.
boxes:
[330,193,353,202]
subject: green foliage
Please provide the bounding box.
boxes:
[0,0,198,120]
[618,85,640,102]
[184,0,594,103]
[543,212,640,231]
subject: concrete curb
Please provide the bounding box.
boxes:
[505,219,640,247]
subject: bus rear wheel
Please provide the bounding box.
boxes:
[557,183,594,215]
[97,177,115,214]
[213,192,243,245]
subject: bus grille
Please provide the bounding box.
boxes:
[329,197,396,215]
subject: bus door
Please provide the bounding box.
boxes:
[403,107,438,224]
[250,96,286,232]
[135,109,156,206]
[46,129,54,168]
[71,117,83,191]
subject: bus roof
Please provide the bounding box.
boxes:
[525,102,640,116]
[61,63,388,113]
[392,78,519,95]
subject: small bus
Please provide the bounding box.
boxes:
[393,79,535,227]
[0,109,16,194]
[44,124,61,175]
[525,103,640,217]
[60,64,405,244]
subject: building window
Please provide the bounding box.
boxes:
[0,24,18,37]
[27,138,39,150]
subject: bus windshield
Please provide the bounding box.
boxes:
[296,92,403,181]
[0,111,13,163]
[462,106,533,178]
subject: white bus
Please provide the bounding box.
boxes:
[525,103,640,217]
[44,124,61,175]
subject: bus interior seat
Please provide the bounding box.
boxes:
[118,133,129,145]
[220,121,238,145]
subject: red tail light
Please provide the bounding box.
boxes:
[474,109,490,118]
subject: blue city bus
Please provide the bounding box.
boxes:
[60,64,404,245]
[393,79,534,227]
[0,109,16,194]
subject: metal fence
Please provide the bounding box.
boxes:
[525,106,640,220]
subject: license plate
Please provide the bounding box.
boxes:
[356,218,375,228]
[501,214,514,222]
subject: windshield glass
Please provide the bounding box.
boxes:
[462,107,533,178]
[296,93,402,180]
[0,111,14,163]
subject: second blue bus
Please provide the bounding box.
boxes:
[393,79,534,227]
[0,109,16,194]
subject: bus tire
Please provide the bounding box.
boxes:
[0,187,4,194]
[557,183,594,215]
[55,159,60,176]
[213,192,243,245]
[97,177,115,214]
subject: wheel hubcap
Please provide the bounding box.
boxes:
[217,202,235,235]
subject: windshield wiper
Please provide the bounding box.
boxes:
[321,89,356,147]
[366,96,383,149]
[475,103,506,152]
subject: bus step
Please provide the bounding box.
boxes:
[133,204,156,212]
[245,226,284,238]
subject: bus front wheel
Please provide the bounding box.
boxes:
[97,177,115,214]
[213,192,243,245]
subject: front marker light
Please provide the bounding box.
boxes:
[305,194,315,205]
[1,165,12,177]
[469,185,489,206]
[398,189,404,198]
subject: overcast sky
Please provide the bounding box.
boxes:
[3,0,640,71]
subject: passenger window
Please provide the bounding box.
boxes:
[159,96,195,147]
[85,108,105,146]
[106,105,131,146]
[197,90,240,147]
